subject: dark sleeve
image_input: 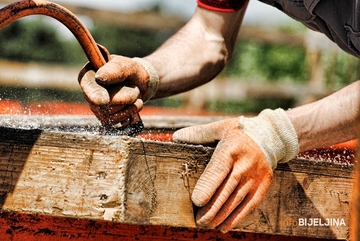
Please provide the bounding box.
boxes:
[197,0,248,12]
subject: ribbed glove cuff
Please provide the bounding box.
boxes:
[132,57,159,102]
[239,108,299,169]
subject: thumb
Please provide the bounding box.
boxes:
[78,67,110,105]
[172,118,236,145]
[95,55,135,85]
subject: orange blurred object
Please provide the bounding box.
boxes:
[26,101,93,115]
[328,139,358,151]
[0,100,24,114]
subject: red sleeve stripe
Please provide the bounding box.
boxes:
[197,0,248,12]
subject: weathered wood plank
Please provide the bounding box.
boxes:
[0,115,353,240]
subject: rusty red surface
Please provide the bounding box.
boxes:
[137,132,174,142]
[0,212,332,241]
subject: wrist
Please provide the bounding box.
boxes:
[132,57,159,102]
[239,108,299,169]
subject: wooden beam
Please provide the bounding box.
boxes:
[0,115,353,240]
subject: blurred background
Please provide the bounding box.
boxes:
[0,0,359,116]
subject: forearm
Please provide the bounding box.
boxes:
[286,81,360,152]
[144,6,247,99]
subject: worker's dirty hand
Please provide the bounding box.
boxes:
[78,55,159,126]
[172,109,299,233]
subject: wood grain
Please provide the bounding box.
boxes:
[0,115,354,240]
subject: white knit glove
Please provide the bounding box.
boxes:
[239,108,299,169]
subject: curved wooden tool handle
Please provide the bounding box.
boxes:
[0,0,143,135]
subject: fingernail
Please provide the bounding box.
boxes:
[218,224,230,234]
[196,219,216,230]
[95,73,107,83]
[196,220,209,229]
[195,210,209,226]
[172,131,182,142]
[218,227,228,233]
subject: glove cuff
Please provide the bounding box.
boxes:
[132,57,159,102]
[239,108,299,169]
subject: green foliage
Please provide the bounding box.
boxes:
[260,43,308,82]
[90,22,171,57]
[147,97,183,108]
[0,85,85,103]
[0,18,69,63]
[207,97,295,114]
[323,51,360,89]
[0,17,171,65]
[225,41,309,83]
[277,22,307,34]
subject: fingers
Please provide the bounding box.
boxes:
[190,129,245,206]
[95,55,147,87]
[81,77,142,126]
[194,138,251,228]
[195,173,250,227]
[79,69,110,105]
[173,125,219,145]
[195,171,271,233]
[107,99,143,125]
[108,85,140,105]
[218,178,272,233]
[191,139,235,207]
[173,118,238,145]
[190,128,273,233]
[81,71,140,107]
[95,56,129,85]
[89,99,143,126]
[78,60,143,126]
